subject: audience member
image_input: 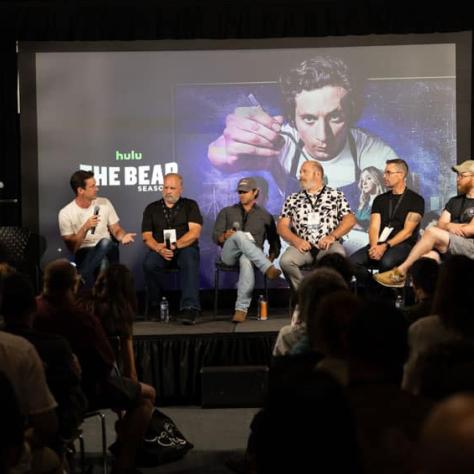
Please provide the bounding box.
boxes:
[402,257,439,324]
[415,341,474,401]
[420,393,474,474]
[314,252,355,286]
[272,267,347,356]
[253,370,362,474]
[346,298,432,474]
[403,255,474,393]
[92,264,156,402]
[1,271,87,440]
[0,331,61,473]
[34,259,153,474]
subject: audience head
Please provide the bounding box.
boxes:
[408,257,439,300]
[420,393,474,474]
[255,369,361,474]
[348,298,409,383]
[416,341,474,401]
[93,264,137,335]
[314,253,355,286]
[297,267,348,325]
[308,290,362,358]
[43,259,80,299]
[0,272,36,325]
[433,255,474,336]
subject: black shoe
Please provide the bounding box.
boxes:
[177,308,199,325]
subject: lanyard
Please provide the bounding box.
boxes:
[388,189,407,225]
[304,186,326,212]
[161,199,181,228]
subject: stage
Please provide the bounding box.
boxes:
[132,310,289,406]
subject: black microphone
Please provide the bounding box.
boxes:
[165,236,171,250]
[232,221,240,231]
[91,205,100,235]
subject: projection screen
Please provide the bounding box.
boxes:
[18,33,472,289]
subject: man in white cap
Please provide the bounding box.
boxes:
[375,159,474,287]
[213,177,281,323]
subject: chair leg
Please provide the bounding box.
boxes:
[214,268,219,318]
[264,276,268,304]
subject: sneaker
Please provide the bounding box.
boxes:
[265,265,282,280]
[232,309,247,323]
[373,267,406,288]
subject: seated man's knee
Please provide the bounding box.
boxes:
[280,249,296,271]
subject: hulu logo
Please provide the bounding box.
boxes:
[116,150,142,161]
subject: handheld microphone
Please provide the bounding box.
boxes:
[165,236,171,250]
[232,222,240,231]
[91,205,100,235]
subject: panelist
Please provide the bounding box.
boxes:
[277,161,356,294]
[58,170,136,287]
[142,173,202,325]
[213,177,281,323]
[350,159,424,290]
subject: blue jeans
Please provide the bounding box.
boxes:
[75,238,119,287]
[221,231,272,312]
[143,246,201,311]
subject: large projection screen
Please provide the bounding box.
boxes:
[18,33,472,290]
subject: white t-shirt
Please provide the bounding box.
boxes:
[58,196,119,249]
[278,125,398,190]
[0,332,57,416]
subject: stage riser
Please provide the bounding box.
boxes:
[134,332,276,406]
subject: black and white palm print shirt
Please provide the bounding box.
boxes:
[280,187,352,245]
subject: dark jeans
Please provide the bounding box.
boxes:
[350,242,412,288]
[143,246,201,311]
[75,238,119,287]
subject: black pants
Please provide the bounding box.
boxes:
[350,242,412,288]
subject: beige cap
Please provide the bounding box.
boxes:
[452,160,474,174]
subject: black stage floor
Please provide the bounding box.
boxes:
[133,308,289,336]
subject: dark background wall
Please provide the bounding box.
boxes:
[0,0,472,225]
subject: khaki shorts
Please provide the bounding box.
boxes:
[448,234,474,257]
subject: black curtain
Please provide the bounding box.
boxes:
[0,0,472,224]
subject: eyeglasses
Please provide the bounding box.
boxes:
[457,173,474,179]
[383,171,402,176]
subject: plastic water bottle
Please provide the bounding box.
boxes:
[257,294,268,321]
[160,296,170,323]
[395,294,404,309]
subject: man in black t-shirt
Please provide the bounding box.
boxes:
[142,173,203,323]
[375,160,474,287]
[350,159,424,289]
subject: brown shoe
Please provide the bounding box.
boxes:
[232,309,247,323]
[373,267,406,288]
[265,265,282,280]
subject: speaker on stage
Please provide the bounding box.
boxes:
[200,365,269,408]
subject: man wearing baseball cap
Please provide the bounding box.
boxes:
[375,160,474,287]
[213,177,281,323]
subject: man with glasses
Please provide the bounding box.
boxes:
[375,160,474,287]
[350,159,424,290]
[213,177,281,323]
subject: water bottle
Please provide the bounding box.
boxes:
[160,296,170,323]
[257,294,268,321]
[395,294,404,309]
